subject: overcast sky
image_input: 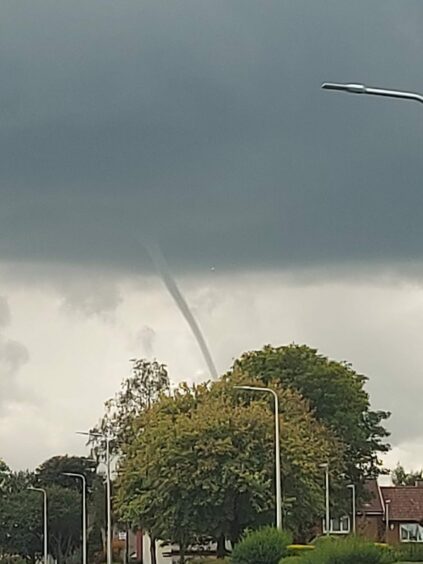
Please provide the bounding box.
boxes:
[1,0,423,471]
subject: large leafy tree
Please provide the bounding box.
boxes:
[47,485,82,564]
[229,344,390,484]
[35,455,105,560]
[0,487,42,564]
[116,380,339,559]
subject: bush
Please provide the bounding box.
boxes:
[395,543,423,561]
[300,537,396,564]
[279,557,302,564]
[231,527,292,564]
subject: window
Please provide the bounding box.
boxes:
[400,523,423,543]
[322,516,350,534]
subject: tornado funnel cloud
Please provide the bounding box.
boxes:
[146,243,218,380]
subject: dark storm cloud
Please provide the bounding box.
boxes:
[1,0,423,272]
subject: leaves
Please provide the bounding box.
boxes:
[116,380,339,544]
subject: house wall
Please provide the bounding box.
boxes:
[356,514,384,542]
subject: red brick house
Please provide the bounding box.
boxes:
[323,480,423,545]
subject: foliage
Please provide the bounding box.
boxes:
[394,542,423,561]
[0,487,42,563]
[229,344,391,486]
[231,526,292,564]
[116,379,338,554]
[35,455,97,492]
[279,558,301,564]
[47,484,83,564]
[391,463,423,486]
[89,358,169,460]
[299,537,395,564]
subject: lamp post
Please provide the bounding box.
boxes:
[235,385,282,530]
[347,484,356,534]
[385,499,391,541]
[28,487,48,564]
[63,473,87,564]
[320,463,330,535]
[321,82,423,105]
[78,431,112,564]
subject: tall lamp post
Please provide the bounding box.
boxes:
[320,463,330,535]
[28,486,48,564]
[385,499,391,541]
[63,472,87,564]
[321,82,423,105]
[347,484,356,534]
[78,431,112,564]
[235,385,282,530]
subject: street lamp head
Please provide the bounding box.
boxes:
[322,82,366,94]
[319,462,329,469]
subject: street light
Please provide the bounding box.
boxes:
[347,484,356,534]
[28,486,48,564]
[235,385,282,530]
[320,463,330,536]
[78,431,112,564]
[385,499,391,540]
[63,473,87,564]
[321,82,423,104]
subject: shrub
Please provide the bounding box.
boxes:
[395,543,423,561]
[300,537,396,564]
[231,527,292,564]
[279,557,302,564]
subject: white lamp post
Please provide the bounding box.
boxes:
[385,499,391,540]
[78,431,112,564]
[347,484,356,534]
[28,486,48,564]
[321,82,423,105]
[63,472,87,564]
[235,385,282,530]
[320,463,330,535]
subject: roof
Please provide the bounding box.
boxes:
[358,479,384,514]
[381,486,423,522]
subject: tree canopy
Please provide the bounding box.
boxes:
[229,344,390,484]
[116,379,340,554]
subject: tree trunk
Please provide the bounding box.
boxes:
[216,534,226,558]
[149,534,157,564]
[179,541,186,564]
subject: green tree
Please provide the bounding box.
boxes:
[392,464,423,486]
[35,455,97,491]
[116,380,339,560]
[89,358,170,459]
[47,485,82,564]
[0,488,42,564]
[90,358,169,564]
[230,344,390,484]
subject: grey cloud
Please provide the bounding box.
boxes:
[137,326,156,358]
[58,276,122,318]
[0,297,11,328]
[1,1,423,274]
[0,299,30,415]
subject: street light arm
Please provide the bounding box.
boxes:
[322,82,423,104]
